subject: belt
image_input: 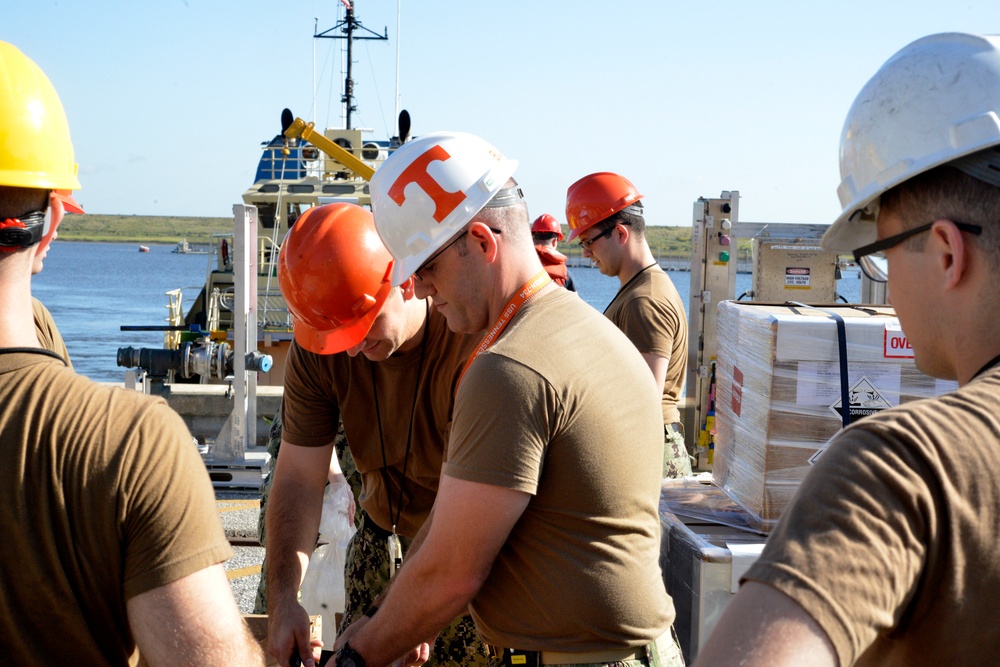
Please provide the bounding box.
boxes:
[485,630,670,666]
[666,421,683,434]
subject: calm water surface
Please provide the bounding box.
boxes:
[32,242,862,383]
[33,241,212,383]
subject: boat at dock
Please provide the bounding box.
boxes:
[171,238,212,255]
[114,1,406,490]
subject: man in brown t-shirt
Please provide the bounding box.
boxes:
[0,41,262,666]
[264,203,482,667]
[696,32,1000,667]
[565,172,691,479]
[333,132,682,667]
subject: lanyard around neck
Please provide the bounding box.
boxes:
[603,262,658,315]
[457,270,551,389]
[370,299,429,534]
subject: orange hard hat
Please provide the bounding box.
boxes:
[564,172,643,241]
[531,213,564,241]
[278,203,394,354]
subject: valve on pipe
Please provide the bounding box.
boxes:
[117,328,271,380]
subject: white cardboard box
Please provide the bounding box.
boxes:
[712,302,956,531]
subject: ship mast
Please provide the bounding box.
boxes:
[314,1,388,130]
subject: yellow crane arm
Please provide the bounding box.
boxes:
[283,118,376,181]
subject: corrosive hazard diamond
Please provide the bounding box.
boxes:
[829,376,892,422]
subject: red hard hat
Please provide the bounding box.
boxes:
[565,172,643,241]
[278,203,394,354]
[531,213,564,240]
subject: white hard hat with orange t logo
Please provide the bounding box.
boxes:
[370,131,518,286]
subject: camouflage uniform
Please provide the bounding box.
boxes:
[485,629,685,667]
[256,408,487,665]
[339,512,487,666]
[663,424,693,480]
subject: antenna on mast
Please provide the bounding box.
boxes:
[314,0,389,130]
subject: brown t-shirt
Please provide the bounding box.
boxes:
[603,266,687,424]
[446,288,674,651]
[281,305,475,537]
[33,297,72,369]
[0,353,230,666]
[743,364,1000,666]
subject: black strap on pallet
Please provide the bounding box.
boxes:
[786,302,852,428]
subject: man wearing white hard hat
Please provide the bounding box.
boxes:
[696,33,1000,667]
[264,203,484,667]
[333,132,683,667]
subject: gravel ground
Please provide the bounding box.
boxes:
[227,545,264,614]
[217,491,265,614]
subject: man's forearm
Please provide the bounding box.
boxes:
[265,475,324,608]
[348,529,481,665]
[345,476,529,665]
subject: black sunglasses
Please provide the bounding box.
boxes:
[852,220,982,282]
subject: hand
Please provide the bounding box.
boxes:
[267,599,323,667]
[333,614,369,651]
[391,642,431,666]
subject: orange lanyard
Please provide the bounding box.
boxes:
[457,270,551,388]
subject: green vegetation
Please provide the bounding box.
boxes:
[55,215,753,262]
[557,224,752,264]
[57,214,233,243]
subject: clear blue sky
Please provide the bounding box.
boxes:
[6,1,999,228]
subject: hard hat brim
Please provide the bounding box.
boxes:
[53,190,84,214]
[291,279,392,355]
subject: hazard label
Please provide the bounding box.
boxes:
[884,321,914,358]
[807,435,837,466]
[785,267,811,288]
[829,376,892,421]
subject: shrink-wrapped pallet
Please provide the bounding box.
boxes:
[712,302,956,532]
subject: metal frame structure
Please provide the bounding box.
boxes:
[201,204,269,489]
[686,191,884,469]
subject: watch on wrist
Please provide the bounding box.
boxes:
[335,641,366,667]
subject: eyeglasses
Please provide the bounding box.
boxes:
[413,226,502,282]
[852,220,982,282]
[578,223,626,250]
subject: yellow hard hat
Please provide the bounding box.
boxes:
[0,41,80,191]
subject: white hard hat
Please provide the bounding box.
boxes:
[823,33,1000,253]
[370,131,518,286]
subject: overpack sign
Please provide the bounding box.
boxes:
[829,376,892,421]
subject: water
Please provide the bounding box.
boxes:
[33,241,213,383]
[31,242,864,383]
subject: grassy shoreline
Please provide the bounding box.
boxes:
[56,214,748,261]
[57,214,233,244]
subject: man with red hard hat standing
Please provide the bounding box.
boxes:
[333,131,682,667]
[697,32,1000,667]
[565,173,691,478]
[531,213,576,291]
[265,202,483,667]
